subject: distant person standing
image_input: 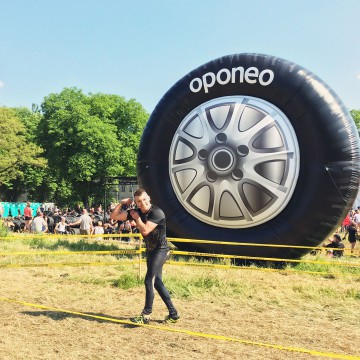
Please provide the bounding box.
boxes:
[40,203,45,213]
[0,202,4,219]
[353,209,360,232]
[343,221,357,254]
[75,203,83,215]
[68,209,93,235]
[341,211,352,232]
[24,202,33,232]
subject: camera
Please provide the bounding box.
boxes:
[128,203,137,210]
[121,203,137,211]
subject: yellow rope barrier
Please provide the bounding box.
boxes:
[171,250,360,268]
[166,260,360,277]
[0,261,138,269]
[1,257,358,278]
[168,237,325,249]
[0,233,142,241]
[0,249,139,256]
[0,235,358,276]
[0,233,357,253]
[2,248,358,268]
[168,237,358,255]
[1,297,358,360]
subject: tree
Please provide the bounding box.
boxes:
[0,107,47,195]
[350,109,360,129]
[38,88,148,207]
[5,107,53,201]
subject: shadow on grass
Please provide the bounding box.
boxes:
[22,310,164,327]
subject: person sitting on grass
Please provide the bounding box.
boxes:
[119,220,132,242]
[92,221,104,235]
[2,217,15,232]
[324,233,345,258]
[31,212,48,234]
[54,216,67,235]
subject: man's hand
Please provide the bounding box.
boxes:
[121,198,133,207]
[130,209,139,220]
[110,200,132,222]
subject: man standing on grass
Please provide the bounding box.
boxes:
[68,208,93,235]
[110,188,180,325]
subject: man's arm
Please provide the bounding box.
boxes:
[129,210,158,236]
[110,199,132,222]
[343,228,348,239]
[68,218,81,227]
[43,219,48,232]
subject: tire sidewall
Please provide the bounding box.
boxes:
[138,54,359,257]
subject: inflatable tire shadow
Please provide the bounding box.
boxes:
[138,53,360,259]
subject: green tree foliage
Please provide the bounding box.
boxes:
[0,107,47,195]
[6,108,52,201]
[350,109,360,129]
[38,88,148,207]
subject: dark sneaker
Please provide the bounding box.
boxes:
[130,315,150,324]
[164,314,180,324]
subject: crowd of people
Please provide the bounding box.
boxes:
[0,201,139,241]
[317,206,360,258]
[338,207,360,255]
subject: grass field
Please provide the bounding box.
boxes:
[0,234,359,360]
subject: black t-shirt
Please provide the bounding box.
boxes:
[53,214,61,226]
[326,241,344,257]
[347,225,357,243]
[132,206,168,253]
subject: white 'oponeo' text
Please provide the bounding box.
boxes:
[189,66,275,93]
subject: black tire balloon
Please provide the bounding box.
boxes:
[138,53,360,259]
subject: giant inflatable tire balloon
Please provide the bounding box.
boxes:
[138,53,360,259]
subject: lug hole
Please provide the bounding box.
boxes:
[232,169,243,181]
[206,171,217,182]
[198,149,208,161]
[216,133,227,143]
[237,145,249,157]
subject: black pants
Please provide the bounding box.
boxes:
[142,248,177,316]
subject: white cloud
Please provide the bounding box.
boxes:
[357,74,360,80]
[0,80,4,88]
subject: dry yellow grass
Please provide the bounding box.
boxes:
[0,235,359,359]
[1,261,360,359]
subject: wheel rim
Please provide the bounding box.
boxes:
[169,96,300,228]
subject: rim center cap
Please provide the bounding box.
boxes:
[211,148,234,172]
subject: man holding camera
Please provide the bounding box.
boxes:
[110,188,180,325]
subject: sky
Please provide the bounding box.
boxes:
[1,0,360,114]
